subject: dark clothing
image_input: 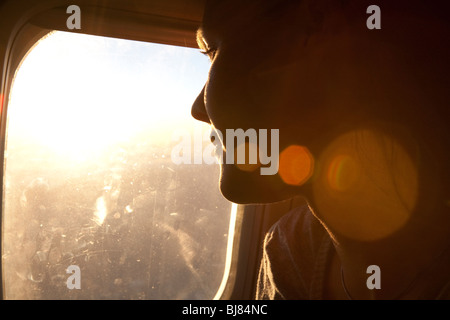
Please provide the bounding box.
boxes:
[256,205,333,299]
[256,205,450,300]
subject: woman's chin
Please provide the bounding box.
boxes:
[218,163,303,204]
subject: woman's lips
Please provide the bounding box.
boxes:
[210,128,225,162]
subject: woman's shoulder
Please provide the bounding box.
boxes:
[264,204,329,256]
[257,204,333,299]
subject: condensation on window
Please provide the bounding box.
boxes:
[2,31,232,299]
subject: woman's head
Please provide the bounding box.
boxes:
[191,0,450,226]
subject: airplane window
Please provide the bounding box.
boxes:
[2,31,233,299]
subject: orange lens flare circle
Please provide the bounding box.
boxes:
[312,130,418,242]
[279,145,314,186]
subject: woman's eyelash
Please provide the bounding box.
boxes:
[200,47,217,60]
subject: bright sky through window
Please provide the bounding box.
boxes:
[7,31,210,160]
[3,31,232,300]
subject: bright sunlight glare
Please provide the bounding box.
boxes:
[7,31,210,161]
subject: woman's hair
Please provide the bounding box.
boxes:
[279,0,450,207]
[312,1,449,165]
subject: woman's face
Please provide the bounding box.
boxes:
[191,0,418,206]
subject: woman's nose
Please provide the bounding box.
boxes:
[191,86,210,123]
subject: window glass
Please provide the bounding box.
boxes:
[2,31,232,299]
